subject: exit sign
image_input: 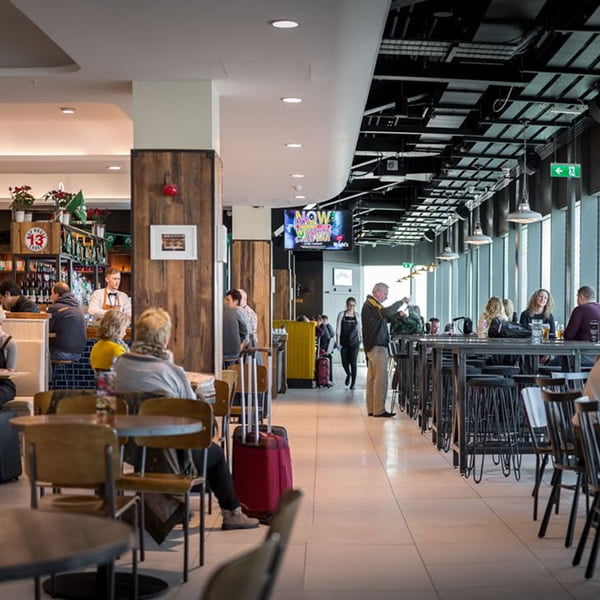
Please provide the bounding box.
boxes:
[402,262,414,268]
[550,163,581,178]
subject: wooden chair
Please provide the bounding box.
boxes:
[24,423,139,600]
[55,395,128,416]
[33,391,54,415]
[538,389,586,548]
[117,397,212,582]
[261,489,303,598]
[200,534,281,600]
[573,398,600,578]
[213,378,234,464]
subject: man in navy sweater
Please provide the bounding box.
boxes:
[564,285,600,366]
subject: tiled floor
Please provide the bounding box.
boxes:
[3,364,600,599]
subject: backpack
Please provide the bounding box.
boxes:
[391,309,424,335]
[0,335,12,369]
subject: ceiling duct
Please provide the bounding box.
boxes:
[423,229,435,243]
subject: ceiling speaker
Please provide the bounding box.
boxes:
[524,150,541,176]
[455,204,470,221]
[423,229,435,242]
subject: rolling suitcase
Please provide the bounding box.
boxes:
[316,354,330,387]
[232,348,293,523]
[0,410,22,482]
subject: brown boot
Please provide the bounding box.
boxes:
[221,507,260,530]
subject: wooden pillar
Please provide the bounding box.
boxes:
[131,149,222,372]
[273,268,291,320]
[231,241,271,348]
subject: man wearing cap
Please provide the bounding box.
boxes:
[88,267,131,320]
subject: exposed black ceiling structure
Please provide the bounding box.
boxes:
[325,0,600,246]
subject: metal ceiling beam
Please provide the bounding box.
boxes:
[373,60,532,87]
[479,117,572,128]
[522,66,600,77]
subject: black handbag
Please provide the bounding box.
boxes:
[488,317,531,338]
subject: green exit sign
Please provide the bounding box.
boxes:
[550,163,581,178]
[401,262,413,268]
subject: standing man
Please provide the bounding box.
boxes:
[88,267,132,320]
[361,283,408,418]
[0,279,39,313]
[223,289,249,368]
[48,282,87,361]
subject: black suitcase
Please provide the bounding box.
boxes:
[0,410,22,482]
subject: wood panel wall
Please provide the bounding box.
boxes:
[231,241,271,348]
[131,150,222,372]
[273,268,291,320]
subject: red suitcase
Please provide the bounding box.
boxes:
[316,355,330,387]
[232,348,293,522]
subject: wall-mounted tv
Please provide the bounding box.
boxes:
[333,267,353,286]
[283,209,352,251]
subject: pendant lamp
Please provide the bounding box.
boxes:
[507,138,542,224]
[436,228,459,260]
[465,206,492,245]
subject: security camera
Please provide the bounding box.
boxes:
[273,225,284,238]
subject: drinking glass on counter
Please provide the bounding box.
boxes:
[541,323,550,341]
[556,323,564,340]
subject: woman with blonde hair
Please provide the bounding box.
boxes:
[519,288,556,335]
[477,296,506,338]
[89,309,130,371]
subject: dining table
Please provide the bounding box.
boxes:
[0,508,134,590]
[422,336,600,475]
[9,413,204,600]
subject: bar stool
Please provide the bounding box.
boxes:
[465,375,520,483]
[481,365,520,377]
[50,360,77,390]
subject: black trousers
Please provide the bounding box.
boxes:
[341,344,360,385]
[192,442,239,511]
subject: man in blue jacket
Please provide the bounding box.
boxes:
[361,283,408,418]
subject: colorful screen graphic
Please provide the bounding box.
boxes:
[283,210,352,251]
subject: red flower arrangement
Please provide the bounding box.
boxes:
[86,208,111,224]
[9,185,35,210]
[42,188,75,210]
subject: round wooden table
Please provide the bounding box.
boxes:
[9,413,203,436]
[9,414,203,599]
[0,508,133,582]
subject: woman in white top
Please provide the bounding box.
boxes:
[336,297,362,390]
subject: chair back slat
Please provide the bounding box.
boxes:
[230,363,268,394]
[136,397,212,450]
[522,387,547,430]
[541,389,581,467]
[213,379,232,418]
[25,423,120,487]
[575,398,600,493]
[55,395,128,416]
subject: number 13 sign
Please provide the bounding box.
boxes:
[24,227,48,252]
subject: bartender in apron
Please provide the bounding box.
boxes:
[88,267,132,320]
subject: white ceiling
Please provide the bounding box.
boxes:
[0,0,389,209]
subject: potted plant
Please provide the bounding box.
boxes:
[86,208,111,237]
[9,185,35,222]
[42,188,75,224]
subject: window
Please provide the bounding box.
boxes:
[541,216,551,291]
[574,201,581,294]
[519,225,528,311]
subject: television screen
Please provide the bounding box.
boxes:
[283,209,352,251]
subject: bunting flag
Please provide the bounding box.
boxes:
[66,190,87,224]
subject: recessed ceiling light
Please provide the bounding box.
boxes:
[286,143,303,148]
[290,173,304,178]
[281,97,302,104]
[60,107,76,114]
[107,165,121,171]
[295,195,306,200]
[270,19,300,29]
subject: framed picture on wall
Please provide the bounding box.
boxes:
[333,267,353,286]
[150,225,197,260]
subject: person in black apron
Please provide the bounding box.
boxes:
[335,297,362,390]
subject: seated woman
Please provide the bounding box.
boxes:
[113,307,258,531]
[519,288,556,335]
[0,308,17,405]
[477,296,507,338]
[89,309,130,372]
